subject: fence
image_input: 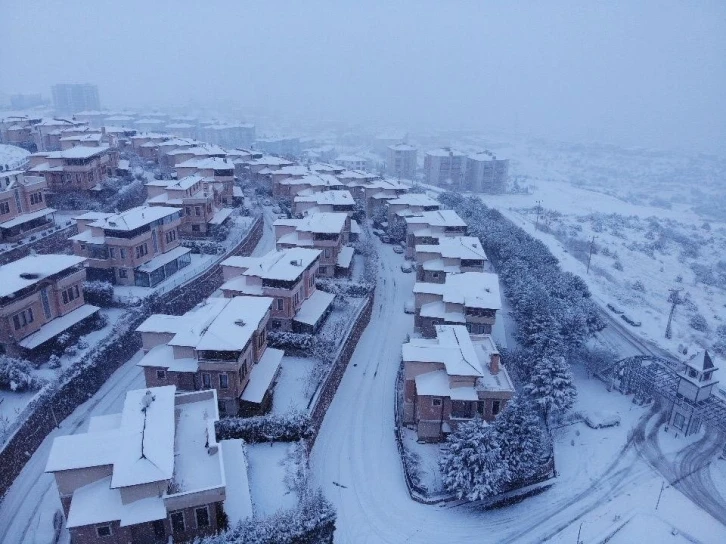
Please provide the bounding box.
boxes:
[0,216,264,497]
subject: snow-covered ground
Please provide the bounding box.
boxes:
[0,307,126,439]
[246,442,299,516]
[310,235,726,544]
[271,356,319,414]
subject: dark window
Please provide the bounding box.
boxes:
[156,370,166,381]
[219,374,229,389]
[195,506,210,528]
[192,224,201,232]
[119,268,128,279]
[96,525,112,537]
[276,298,284,310]
[432,398,442,407]
[492,400,501,416]
[0,202,9,215]
[202,373,211,388]
[152,520,166,539]
[170,511,185,533]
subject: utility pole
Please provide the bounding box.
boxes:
[665,288,685,339]
[586,235,597,274]
[534,200,543,231]
[655,480,665,510]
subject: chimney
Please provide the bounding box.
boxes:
[490,353,500,375]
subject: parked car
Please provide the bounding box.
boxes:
[404,297,415,314]
[380,235,391,244]
[607,303,624,314]
[33,509,63,544]
[372,229,384,238]
[393,245,404,254]
[263,199,272,206]
[621,314,642,327]
[400,262,413,273]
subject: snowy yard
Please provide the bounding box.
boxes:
[271,356,320,414]
[246,442,300,516]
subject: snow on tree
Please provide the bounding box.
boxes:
[524,355,577,432]
[0,355,46,391]
[493,397,550,482]
[439,418,510,500]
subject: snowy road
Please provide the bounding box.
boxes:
[0,354,145,544]
[310,236,726,543]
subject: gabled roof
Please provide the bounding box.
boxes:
[414,271,501,310]
[405,209,467,229]
[89,205,179,231]
[0,254,86,298]
[222,247,320,281]
[274,212,347,235]
[387,193,440,207]
[44,145,110,160]
[294,190,354,206]
[416,236,487,261]
[685,350,717,372]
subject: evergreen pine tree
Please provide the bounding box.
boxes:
[524,355,577,433]
[493,397,549,482]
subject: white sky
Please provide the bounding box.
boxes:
[1,0,724,153]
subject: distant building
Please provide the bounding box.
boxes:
[10,93,45,110]
[0,254,99,356]
[51,84,100,114]
[255,136,300,157]
[0,170,55,242]
[464,152,509,194]
[45,386,253,543]
[402,324,514,442]
[386,144,417,180]
[200,123,255,148]
[334,155,368,171]
[424,148,466,188]
[220,247,334,333]
[137,296,284,416]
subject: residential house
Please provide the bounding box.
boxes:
[137,296,284,416]
[275,173,344,200]
[413,271,501,337]
[28,146,119,192]
[70,206,189,287]
[33,118,88,151]
[0,254,99,356]
[404,209,468,258]
[45,386,253,543]
[402,324,514,441]
[385,193,440,225]
[146,175,232,237]
[274,212,354,277]
[334,155,368,171]
[362,178,409,216]
[220,247,334,333]
[414,236,489,283]
[293,189,355,217]
[0,171,55,242]
[175,157,235,206]
[386,144,417,180]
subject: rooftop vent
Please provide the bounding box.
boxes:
[141,390,155,412]
[290,259,302,266]
[234,319,246,327]
[108,221,117,227]
[19,272,40,280]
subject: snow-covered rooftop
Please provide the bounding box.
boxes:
[274,212,348,235]
[240,347,284,404]
[414,271,502,310]
[44,145,110,160]
[222,247,321,282]
[415,236,488,261]
[0,254,86,298]
[294,189,354,206]
[89,205,180,231]
[405,209,467,228]
[387,193,440,208]
[177,156,234,170]
[425,148,466,157]
[294,290,335,327]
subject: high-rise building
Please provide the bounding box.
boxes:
[51,84,100,114]
[464,151,509,194]
[424,147,466,187]
[9,94,45,110]
[386,143,417,180]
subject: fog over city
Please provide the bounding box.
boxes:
[2,0,724,153]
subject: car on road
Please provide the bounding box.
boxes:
[621,314,642,327]
[404,297,415,313]
[263,199,271,206]
[380,235,391,244]
[393,245,404,254]
[372,229,384,238]
[607,303,624,314]
[400,262,413,273]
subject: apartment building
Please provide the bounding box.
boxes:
[402,325,514,441]
[385,193,441,225]
[255,136,301,157]
[464,152,509,194]
[45,386,253,543]
[0,254,99,356]
[28,145,119,192]
[386,144,417,180]
[414,236,489,283]
[199,123,255,148]
[293,189,355,216]
[424,148,466,188]
[146,174,232,237]
[137,296,284,416]
[70,206,189,287]
[413,271,501,337]
[0,171,55,242]
[274,212,354,277]
[334,155,368,171]
[164,123,197,140]
[220,247,334,333]
[264,165,310,197]
[51,83,100,114]
[404,209,468,258]
[175,157,235,205]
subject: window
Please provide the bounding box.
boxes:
[451,400,472,419]
[323,248,331,258]
[272,319,281,329]
[118,268,128,279]
[257,328,266,348]
[293,291,300,306]
[432,272,439,279]
[135,243,148,259]
[432,398,442,407]
[276,298,284,310]
[195,206,201,216]
[202,373,212,389]
[219,373,229,389]
[30,192,43,205]
[96,525,112,537]
[109,247,116,259]
[166,229,176,243]
[120,248,126,259]
[318,266,327,275]
[185,206,191,216]
[0,201,9,215]
[308,274,314,287]
[688,368,698,379]
[152,520,166,539]
[195,506,210,528]
[61,285,79,304]
[12,308,34,330]
[156,370,166,381]
[170,511,185,534]
[239,360,247,380]
[192,224,201,232]
[673,412,685,430]
[704,371,713,381]
[492,400,501,416]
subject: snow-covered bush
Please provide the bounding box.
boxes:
[194,488,335,544]
[0,355,46,391]
[267,331,314,351]
[47,354,62,369]
[315,279,371,298]
[215,411,312,443]
[689,313,709,332]
[83,280,114,307]
[612,260,623,271]
[64,344,78,357]
[631,280,646,292]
